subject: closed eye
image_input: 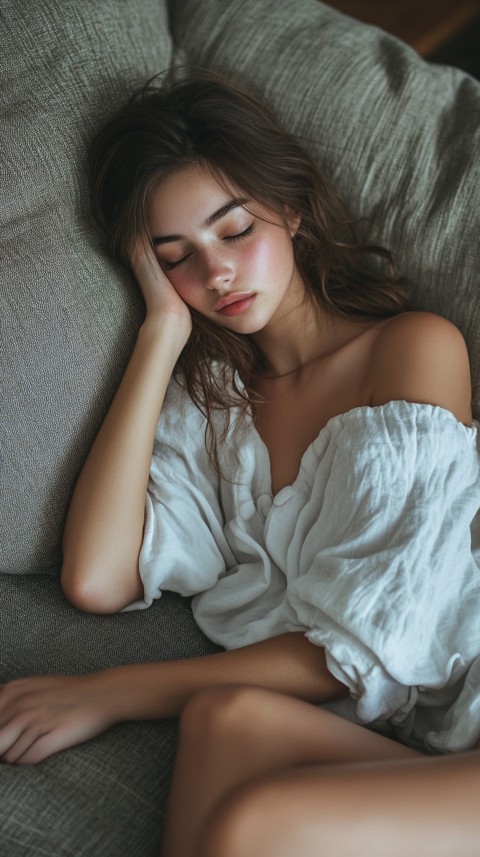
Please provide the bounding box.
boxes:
[162,224,255,270]
[225,223,255,242]
[162,253,192,271]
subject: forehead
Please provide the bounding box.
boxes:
[145,163,285,239]
[146,164,243,232]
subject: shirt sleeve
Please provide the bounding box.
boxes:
[285,402,480,727]
[123,379,232,611]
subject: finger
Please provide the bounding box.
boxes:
[2,725,48,765]
[0,683,39,727]
[16,727,77,766]
[0,676,45,704]
[0,718,31,761]
[129,233,154,270]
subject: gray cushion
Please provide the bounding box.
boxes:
[0,573,219,856]
[169,0,480,412]
[1,0,172,575]
[0,726,173,857]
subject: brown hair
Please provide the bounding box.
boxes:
[89,68,410,451]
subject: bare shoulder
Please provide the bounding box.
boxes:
[368,311,473,425]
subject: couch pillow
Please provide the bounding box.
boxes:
[1,0,172,574]
[169,0,480,412]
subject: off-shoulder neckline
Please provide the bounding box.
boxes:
[246,399,477,504]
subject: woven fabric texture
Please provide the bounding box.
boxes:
[1,0,172,575]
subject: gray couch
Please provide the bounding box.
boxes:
[1,0,479,854]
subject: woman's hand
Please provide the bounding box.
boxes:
[129,236,192,342]
[0,672,123,765]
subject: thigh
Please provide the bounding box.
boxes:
[167,687,421,857]
[201,748,480,857]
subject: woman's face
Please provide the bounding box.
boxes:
[146,164,304,335]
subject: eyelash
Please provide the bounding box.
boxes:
[163,223,255,270]
[227,223,255,243]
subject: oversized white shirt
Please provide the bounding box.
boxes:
[125,375,480,754]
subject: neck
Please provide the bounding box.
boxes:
[252,291,336,377]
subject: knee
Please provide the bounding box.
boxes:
[179,685,275,747]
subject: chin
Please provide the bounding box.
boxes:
[223,317,269,335]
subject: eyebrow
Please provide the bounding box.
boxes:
[152,197,249,246]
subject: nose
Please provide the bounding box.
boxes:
[202,249,235,290]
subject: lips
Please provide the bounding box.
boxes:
[214,292,255,312]
[216,295,257,317]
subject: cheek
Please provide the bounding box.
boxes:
[248,231,294,279]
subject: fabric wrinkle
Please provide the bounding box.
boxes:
[128,376,480,753]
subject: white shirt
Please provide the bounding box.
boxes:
[125,376,480,753]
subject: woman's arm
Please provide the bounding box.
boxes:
[0,633,348,765]
[61,240,192,613]
[104,632,347,720]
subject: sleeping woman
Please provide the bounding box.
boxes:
[1,70,479,857]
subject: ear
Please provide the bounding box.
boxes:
[284,205,302,238]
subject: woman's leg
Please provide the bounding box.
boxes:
[160,685,420,857]
[200,748,480,857]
